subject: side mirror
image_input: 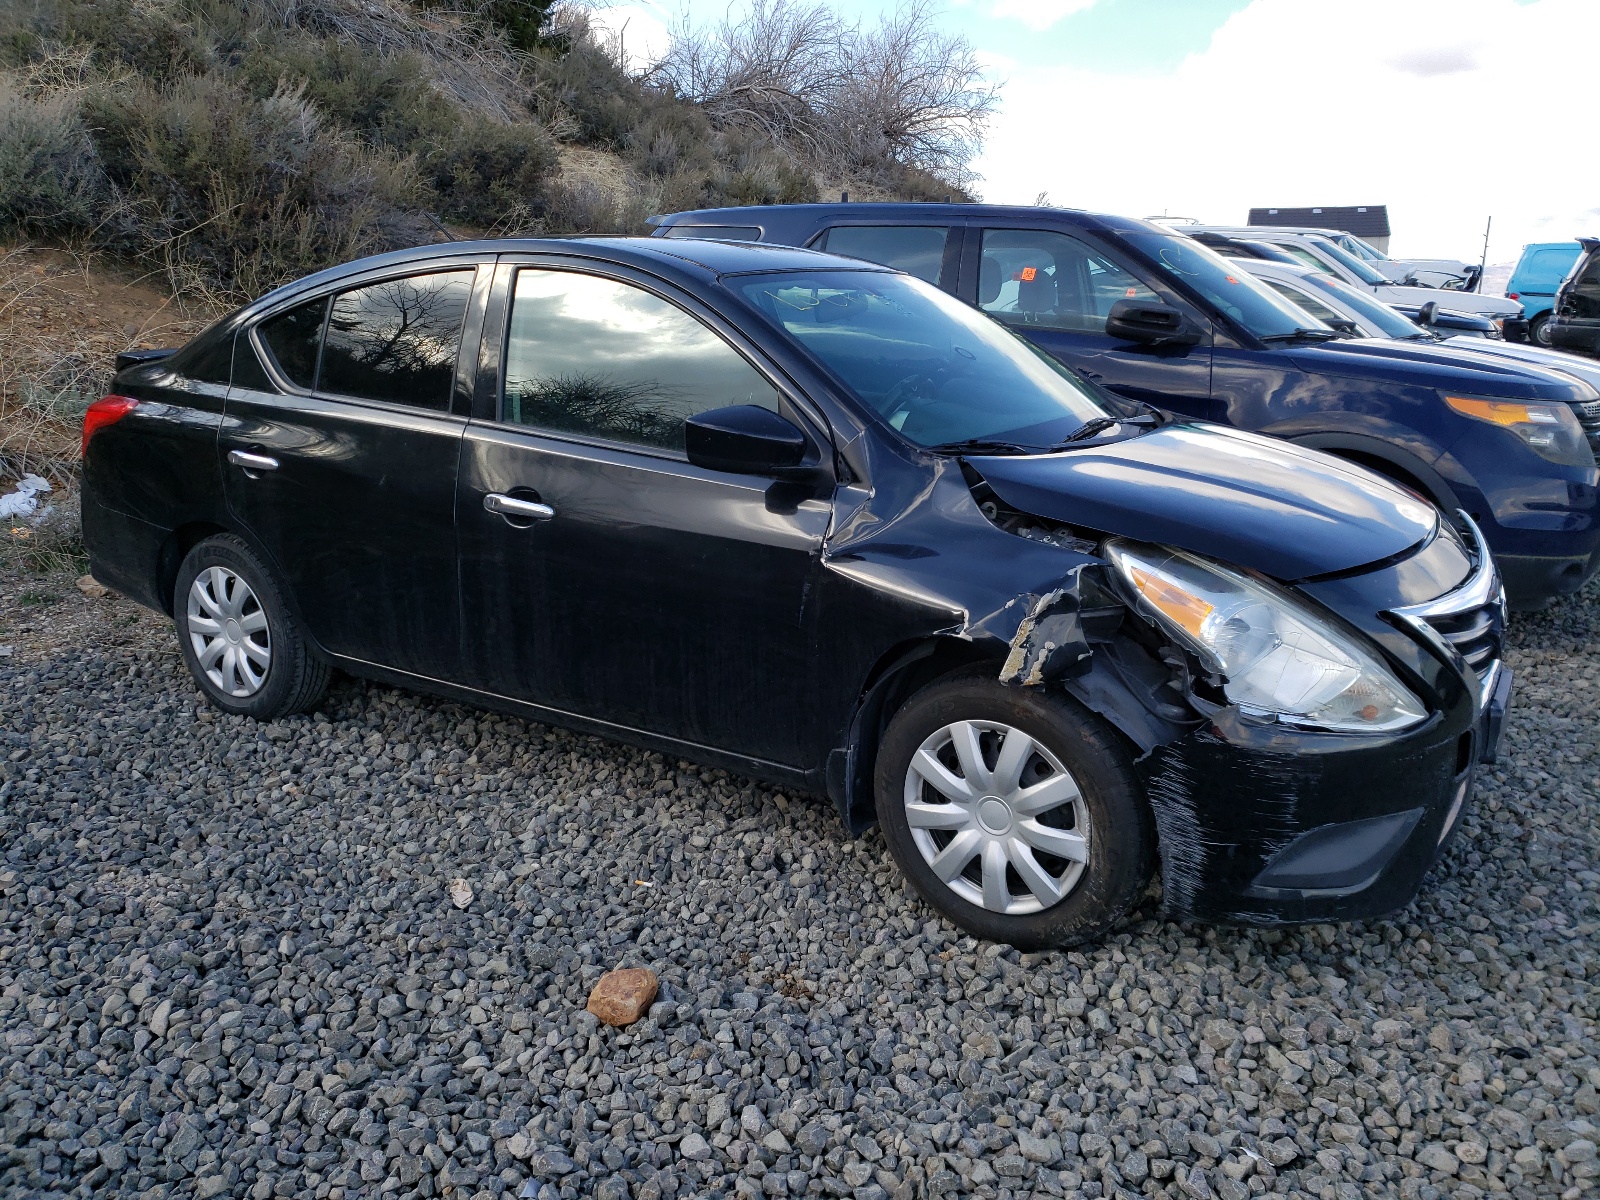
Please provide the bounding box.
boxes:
[1329,317,1360,335]
[1105,299,1201,346]
[1415,300,1439,327]
[685,404,811,476]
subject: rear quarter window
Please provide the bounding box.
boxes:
[815,226,950,285]
[257,298,327,390]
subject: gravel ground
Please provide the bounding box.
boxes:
[2,568,1597,1200]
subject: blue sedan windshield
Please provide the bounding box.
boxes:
[734,270,1107,447]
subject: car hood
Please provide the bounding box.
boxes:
[1374,284,1521,317]
[1440,336,1600,394]
[1286,337,1594,402]
[973,422,1437,581]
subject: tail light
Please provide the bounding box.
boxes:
[82,395,139,457]
[1507,292,1520,300]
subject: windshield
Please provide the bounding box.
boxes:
[1300,273,1424,339]
[1307,237,1390,286]
[733,270,1107,447]
[1123,232,1331,340]
[1339,234,1390,263]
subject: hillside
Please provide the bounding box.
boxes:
[0,0,985,527]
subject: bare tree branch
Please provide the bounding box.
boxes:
[647,0,997,187]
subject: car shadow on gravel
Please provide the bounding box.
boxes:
[2,570,1596,1199]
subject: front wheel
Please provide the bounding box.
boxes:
[173,534,330,719]
[874,674,1154,949]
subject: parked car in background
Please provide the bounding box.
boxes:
[1199,233,1504,339]
[85,237,1512,947]
[653,203,1600,608]
[1506,242,1584,346]
[1234,257,1600,462]
[1186,226,1523,326]
[1205,223,1477,290]
[1550,238,1600,359]
[1317,229,1478,292]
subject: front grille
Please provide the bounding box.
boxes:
[1421,597,1503,675]
[1388,515,1506,708]
[1575,399,1600,457]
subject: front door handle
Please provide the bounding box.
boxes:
[227,449,279,472]
[484,493,555,522]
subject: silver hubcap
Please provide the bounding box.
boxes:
[904,720,1090,916]
[186,566,270,697]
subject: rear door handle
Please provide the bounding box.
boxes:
[484,493,555,521]
[228,449,279,472]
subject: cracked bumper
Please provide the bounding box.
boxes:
[1141,666,1509,925]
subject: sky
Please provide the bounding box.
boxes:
[585,0,1600,265]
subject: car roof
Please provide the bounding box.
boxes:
[239,235,886,318]
[651,202,1169,237]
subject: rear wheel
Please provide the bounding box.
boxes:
[173,534,329,719]
[1528,312,1552,347]
[874,674,1154,949]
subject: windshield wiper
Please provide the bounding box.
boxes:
[925,438,1040,456]
[1056,412,1161,444]
[1258,327,1342,343]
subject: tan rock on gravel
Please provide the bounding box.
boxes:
[586,968,658,1027]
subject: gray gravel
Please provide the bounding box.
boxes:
[2,571,1597,1200]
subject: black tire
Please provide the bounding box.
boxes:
[875,673,1154,949]
[1528,313,1552,347]
[173,534,330,719]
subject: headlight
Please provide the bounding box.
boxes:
[1105,541,1428,734]
[1444,394,1596,467]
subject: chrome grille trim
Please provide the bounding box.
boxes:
[1386,513,1506,711]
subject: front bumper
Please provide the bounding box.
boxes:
[1141,517,1511,925]
[1497,549,1600,610]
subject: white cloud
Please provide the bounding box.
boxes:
[974,0,1600,264]
[989,0,1101,33]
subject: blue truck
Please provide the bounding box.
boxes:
[1506,241,1583,346]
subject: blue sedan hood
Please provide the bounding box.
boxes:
[974,423,1437,580]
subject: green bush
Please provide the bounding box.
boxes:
[0,78,109,236]
[241,35,557,229]
[86,71,431,298]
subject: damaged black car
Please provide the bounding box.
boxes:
[81,238,1510,948]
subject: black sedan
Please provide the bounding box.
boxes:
[82,237,1510,947]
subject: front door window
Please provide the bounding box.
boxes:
[978,229,1159,334]
[502,269,779,451]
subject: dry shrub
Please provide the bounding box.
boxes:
[0,72,110,237]
[86,71,435,300]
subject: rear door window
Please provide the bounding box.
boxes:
[258,298,327,390]
[319,270,475,410]
[816,225,950,285]
[978,228,1159,334]
[501,268,780,454]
